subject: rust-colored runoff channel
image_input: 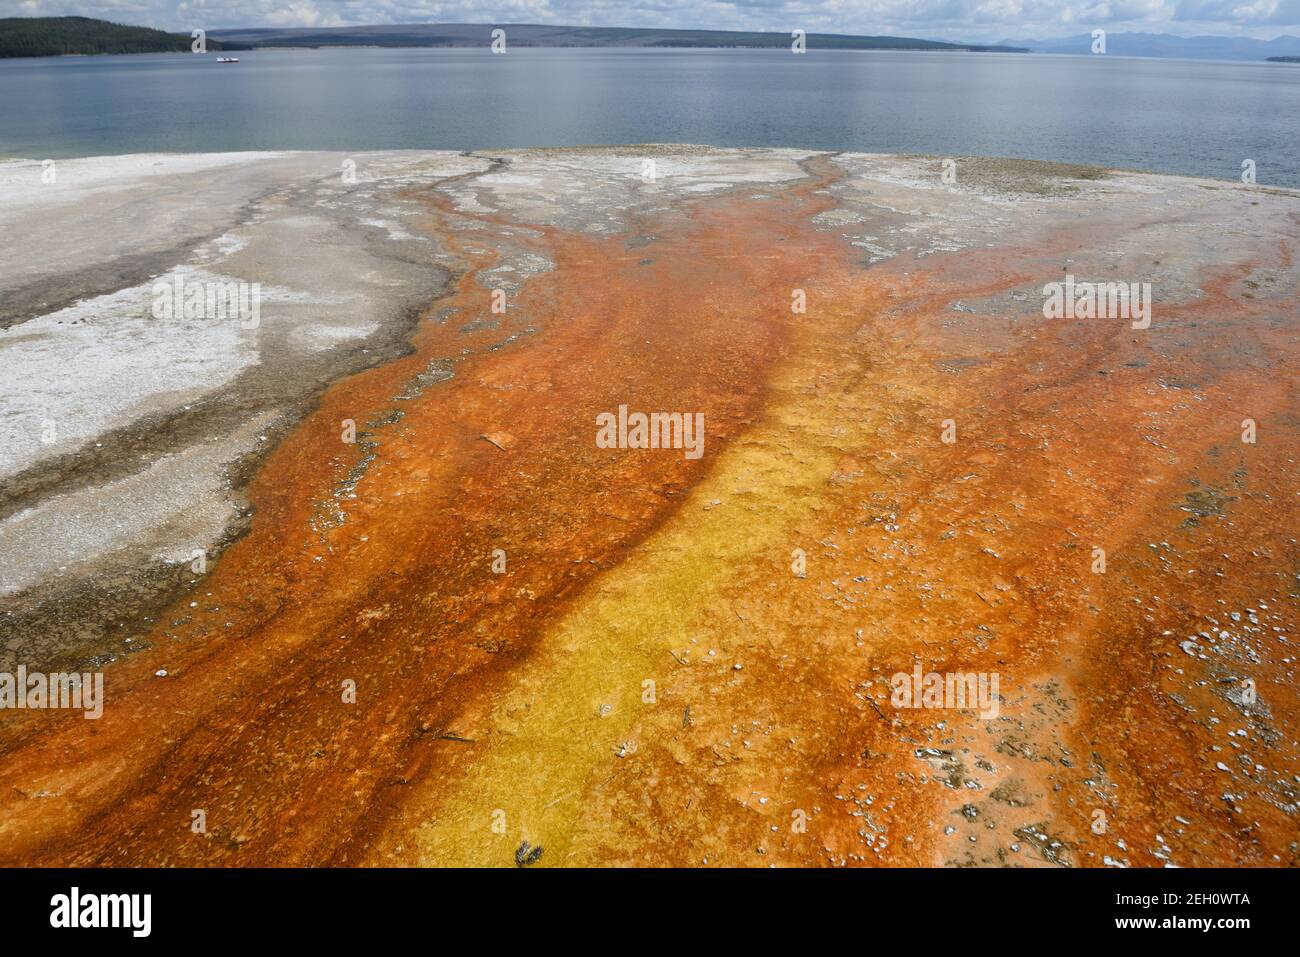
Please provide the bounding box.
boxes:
[0,157,1296,868]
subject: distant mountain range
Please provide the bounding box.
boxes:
[208,22,1024,52]
[1006,32,1300,61]
[6,18,1299,64]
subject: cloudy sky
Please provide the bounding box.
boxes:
[3,0,1298,42]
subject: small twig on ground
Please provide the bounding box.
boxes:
[437,734,475,743]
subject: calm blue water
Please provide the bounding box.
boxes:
[2,47,1298,186]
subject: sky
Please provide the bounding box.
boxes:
[2,0,1298,42]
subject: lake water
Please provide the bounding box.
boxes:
[2,47,1298,186]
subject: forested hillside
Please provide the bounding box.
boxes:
[0,16,231,58]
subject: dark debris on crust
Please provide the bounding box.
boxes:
[515,841,544,867]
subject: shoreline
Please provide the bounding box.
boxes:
[7,148,1297,194]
